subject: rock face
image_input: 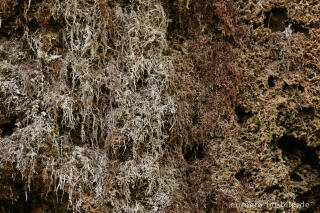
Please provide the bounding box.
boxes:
[0,0,319,212]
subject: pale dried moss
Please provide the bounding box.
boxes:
[0,0,183,211]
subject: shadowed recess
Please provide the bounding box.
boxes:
[277,135,319,169]
[264,8,288,32]
[0,118,16,137]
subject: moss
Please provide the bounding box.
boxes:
[0,0,319,212]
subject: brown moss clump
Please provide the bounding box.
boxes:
[224,0,320,212]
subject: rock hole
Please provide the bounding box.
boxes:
[282,82,289,92]
[264,8,288,32]
[264,185,281,193]
[123,0,133,5]
[290,172,303,182]
[268,75,275,87]
[235,169,252,187]
[300,106,314,115]
[0,18,24,38]
[70,127,82,145]
[47,18,63,33]
[235,105,252,124]
[298,85,304,92]
[183,143,205,163]
[277,135,319,168]
[235,169,245,180]
[252,22,259,30]
[290,23,309,36]
[0,118,16,136]
[27,18,40,32]
[16,26,24,38]
[276,104,286,110]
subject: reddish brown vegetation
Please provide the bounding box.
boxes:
[161,0,245,212]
